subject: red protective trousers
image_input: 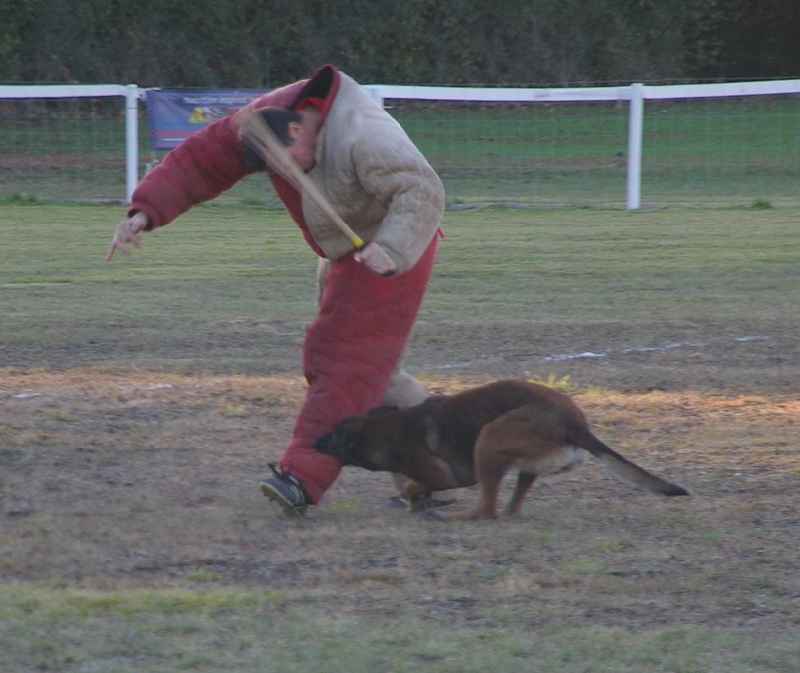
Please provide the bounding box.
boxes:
[276,236,437,504]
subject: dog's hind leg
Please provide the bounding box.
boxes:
[448,422,516,520]
[504,472,537,516]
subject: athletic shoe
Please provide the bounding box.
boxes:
[260,462,309,516]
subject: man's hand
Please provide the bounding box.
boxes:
[106,212,150,261]
[354,241,397,276]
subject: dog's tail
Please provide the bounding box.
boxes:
[579,434,689,497]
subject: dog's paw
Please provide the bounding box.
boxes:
[383,494,456,512]
[419,508,447,521]
[414,494,457,511]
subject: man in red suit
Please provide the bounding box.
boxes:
[107,65,445,515]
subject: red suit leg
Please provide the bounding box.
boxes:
[276,237,437,503]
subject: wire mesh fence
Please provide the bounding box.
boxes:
[0,98,131,202]
[1,83,798,208]
[637,95,800,207]
[391,100,630,208]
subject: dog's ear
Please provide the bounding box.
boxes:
[423,414,441,451]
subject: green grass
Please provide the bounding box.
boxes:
[0,204,318,376]
[1,584,796,673]
[1,202,797,374]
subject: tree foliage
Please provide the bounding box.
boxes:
[0,0,796,85]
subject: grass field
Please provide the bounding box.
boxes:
[1,203,799,672]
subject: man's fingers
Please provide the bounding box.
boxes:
[106,233,139,261]
[354,242,397,276]
[106,240,134,261]
[106,216,146,262]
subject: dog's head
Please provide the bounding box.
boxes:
[313,407,407,472]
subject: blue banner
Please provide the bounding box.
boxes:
[145,88,269,150]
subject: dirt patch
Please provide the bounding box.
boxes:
[406,318,798,395]
[1,354,797,637]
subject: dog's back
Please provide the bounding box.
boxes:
[426,379,589,452]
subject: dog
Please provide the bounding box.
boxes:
[313,379,688,520]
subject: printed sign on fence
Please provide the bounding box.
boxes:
[145,88,268,150]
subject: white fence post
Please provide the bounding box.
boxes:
[626,82,644,210]
[364,85,385,109]
[125,84,140,204]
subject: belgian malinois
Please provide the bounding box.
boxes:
[313,379,688,520]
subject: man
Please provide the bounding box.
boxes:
[107,64,445,515]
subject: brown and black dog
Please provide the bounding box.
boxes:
[313,379,688,520]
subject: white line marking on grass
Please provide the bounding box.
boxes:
[412,334,774,372]
[546,335,769,362]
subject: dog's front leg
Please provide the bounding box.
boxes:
[403,480,433,512]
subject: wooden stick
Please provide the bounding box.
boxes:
[238,110,365,250]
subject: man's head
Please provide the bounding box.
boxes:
[259,107,320,172]
[244,106,320,172]
[257,107,301,145]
